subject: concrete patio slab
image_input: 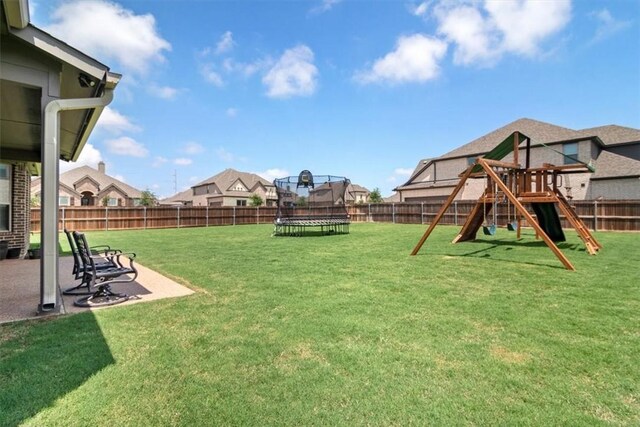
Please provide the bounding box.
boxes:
[0,256,194,324]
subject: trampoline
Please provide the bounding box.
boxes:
[273,170,351,236]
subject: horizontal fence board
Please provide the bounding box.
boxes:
[30,200,640,233]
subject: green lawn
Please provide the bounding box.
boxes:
[2,223,639,426]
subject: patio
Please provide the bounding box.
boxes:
[0,255,194,324]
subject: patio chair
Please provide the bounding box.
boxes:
[72,231,138,307]
[62,229,120,296]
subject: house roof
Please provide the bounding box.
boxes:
[161,168,275,204]
[194,168,273,191]
[31,165,142,198]
[442,118,582,159]
[577,125,640,146]
[591,150,640,180]
[161,188,192,204]
[350,184,370,193]
[398,118,640,191]
[0,1,120,172]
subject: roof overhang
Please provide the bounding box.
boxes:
[1,2,120,173]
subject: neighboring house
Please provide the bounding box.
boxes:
[161,168,278,207]
[396,118,640,202]
[383,192,401,203]
[347,184,371,204]
[31,162,143,207]
[0,0,120,311]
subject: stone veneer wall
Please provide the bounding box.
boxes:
[0,164,30,258]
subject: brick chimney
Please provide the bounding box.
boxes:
[98,161,106,174]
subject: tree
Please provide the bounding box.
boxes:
[369,188,383,203]
[296,196,307,207]
[140,189,158,207]
[249,194,264,207]
[101,196,111,207]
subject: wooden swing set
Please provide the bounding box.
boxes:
[411,131,601,270]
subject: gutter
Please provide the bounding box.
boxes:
[39,88,116,312]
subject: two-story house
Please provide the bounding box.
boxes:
[396,118,640,202]
[31,162,143,207]
[161,168,278,207]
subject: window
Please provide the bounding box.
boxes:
[59,196,70,206]
[0,164,10,231]
[236,199,247,206]
[108,198,118,207]
[563,143,579,165]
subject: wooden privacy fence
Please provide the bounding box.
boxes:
[30,200,640,233]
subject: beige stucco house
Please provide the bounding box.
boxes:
[31,161,143,207]
[161,168,278,207]
[396,118,640,202]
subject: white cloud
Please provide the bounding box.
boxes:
[412,1,430,17]
[433,0,572,66]
[152,156,168,168]
[263,45,318,98]
[174,158,192,166]
[216,31,235,54]
[434,5,496,66]
[309,0,342,15]
[105,136,149,157]
[45,0,171,75]
[200,64,224,87]
[223,57,272,77]
[355,34,447,84]
[589,8,632,43]
[255,168,289,182]
[386,166,414,184]
[148,84,180,100]
[59,143,103,173]
[96,107,141,134]
[183,142,205,155]
[394,167,414,176]
[215,147,247,163]
[485,0,572,56]
[226,108,238,118]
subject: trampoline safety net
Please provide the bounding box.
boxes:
[273,170,351,236]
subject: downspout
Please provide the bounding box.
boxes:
[39,89,115,312]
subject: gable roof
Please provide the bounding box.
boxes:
[442,118,582,159]
[591,150,640,180]
[32,164,142,198]
[194,168,273,192]
[577,125,640,146]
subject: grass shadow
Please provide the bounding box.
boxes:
[0,312,114,426]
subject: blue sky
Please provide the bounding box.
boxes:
[32,0,639,198]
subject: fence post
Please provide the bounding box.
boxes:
[454,201,458,226]
[105,207,108,231]
[143,206,147,229]
[594,200,598,231]
[206,206,209,227]
[257,206,260,224]
[368,203,371,222]
[233,206,236,226]
[61,207,65,231]
[392,203,396,224]
[177,206,180,228]
[420,202,424,225]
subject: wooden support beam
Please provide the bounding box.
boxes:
[478,159,575,270]
[411,164,475,255]
[481,158,519,169]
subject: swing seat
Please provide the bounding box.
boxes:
[507,221,518,231]
[482,224,496,235]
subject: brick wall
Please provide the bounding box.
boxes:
[0,163,30,258]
